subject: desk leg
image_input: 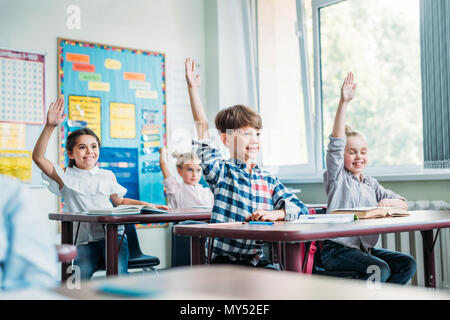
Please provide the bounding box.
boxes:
[105,224,119,276]
[284,243,303,273]
[190,237,205,265]
[421,230,436,288]
[61,221,73,282]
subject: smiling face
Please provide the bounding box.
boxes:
[344,135,368,178]
[177,162,202,186]
[222,126,261,163]
[67,134,100,170]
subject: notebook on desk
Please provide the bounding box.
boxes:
[86,205,168,215]
[330,207,409,219]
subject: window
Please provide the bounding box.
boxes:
[318,0,423,169]
[256,0,431,181]
[257,0,314,176]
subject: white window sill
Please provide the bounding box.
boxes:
[279,168,450,184]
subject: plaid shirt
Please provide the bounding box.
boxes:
[193,139,309,265]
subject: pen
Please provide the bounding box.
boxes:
[247,221,274,225]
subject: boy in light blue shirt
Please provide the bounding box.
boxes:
[0,175,57,291]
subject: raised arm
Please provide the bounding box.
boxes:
[331,72,357,138]
[32,98,65,189]
[185,57,209,140]
[158,146,171,179]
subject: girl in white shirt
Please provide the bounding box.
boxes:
[33,98,168,280]
[159,147,214,209]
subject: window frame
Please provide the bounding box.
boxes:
[260,0,450,183]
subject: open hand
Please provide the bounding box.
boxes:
[341,72,357,102]
[185,57,201,89]
[46,97,66,127]
[245,209,280,222]
[153,204,170,211]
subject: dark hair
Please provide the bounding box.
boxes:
[66,128,101,167]
[214,105,263,133]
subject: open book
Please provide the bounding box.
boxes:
[87,205,168,215]
[330,207,409,219]
[290,213,357,224]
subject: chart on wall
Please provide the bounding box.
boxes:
[58,38,166,205]
[0,47,46,184]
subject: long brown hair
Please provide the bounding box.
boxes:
[66,128,101,167]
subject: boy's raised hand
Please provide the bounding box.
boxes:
[185,57,201,89]
[46,97,66,127]
[341,72,357,102]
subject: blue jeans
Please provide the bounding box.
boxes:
[74,236,129,280]
[320,240,416,284]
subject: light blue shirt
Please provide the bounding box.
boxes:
[0,175,57,291]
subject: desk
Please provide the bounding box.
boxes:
[49,208,211,280]
[55,265,450,300]
[173,210,450,288]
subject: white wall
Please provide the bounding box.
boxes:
[0,0,206,269]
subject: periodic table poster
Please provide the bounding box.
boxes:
[58,38,167,206]
[0,48,45,183]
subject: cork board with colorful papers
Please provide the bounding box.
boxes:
[58,38,166,207]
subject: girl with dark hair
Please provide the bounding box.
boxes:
[33,98,169,280]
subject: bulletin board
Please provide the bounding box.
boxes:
[0,47,46,185]
[57,38,167,207]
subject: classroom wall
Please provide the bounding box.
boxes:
[0,0,206,269]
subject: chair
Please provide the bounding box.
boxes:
[304,207,363,279]
[124,224,160,273]
[56,244,77,263]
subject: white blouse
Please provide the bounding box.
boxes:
[42,163,127,246]
[163,176,214,209]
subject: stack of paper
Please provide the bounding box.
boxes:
[87,205,168,215]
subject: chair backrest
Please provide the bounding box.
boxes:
[124,224,143,259]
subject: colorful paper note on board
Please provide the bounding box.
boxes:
[68,95,102,139]
[123,72,146,81]
[104,58,122,70]
[0,123,26,149]
[136,90,158,99]
[110,102,136,139]
[66,52,90,64]
[88,81,110,91]
[0,150,32,182]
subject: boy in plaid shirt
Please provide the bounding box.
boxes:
[185,58,309,268]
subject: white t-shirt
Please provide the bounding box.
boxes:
[163,176,214,209]
[42,163,127,245]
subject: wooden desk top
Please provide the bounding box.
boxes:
[173,210,450,242]
[56,265,450,300]
[49,207,211,224]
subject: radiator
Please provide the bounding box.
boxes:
[379,200,450,289]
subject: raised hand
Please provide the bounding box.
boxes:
[185,57,201,89]
[159,146,168,164]
[46,97,66,127]
[341,72,357,103]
